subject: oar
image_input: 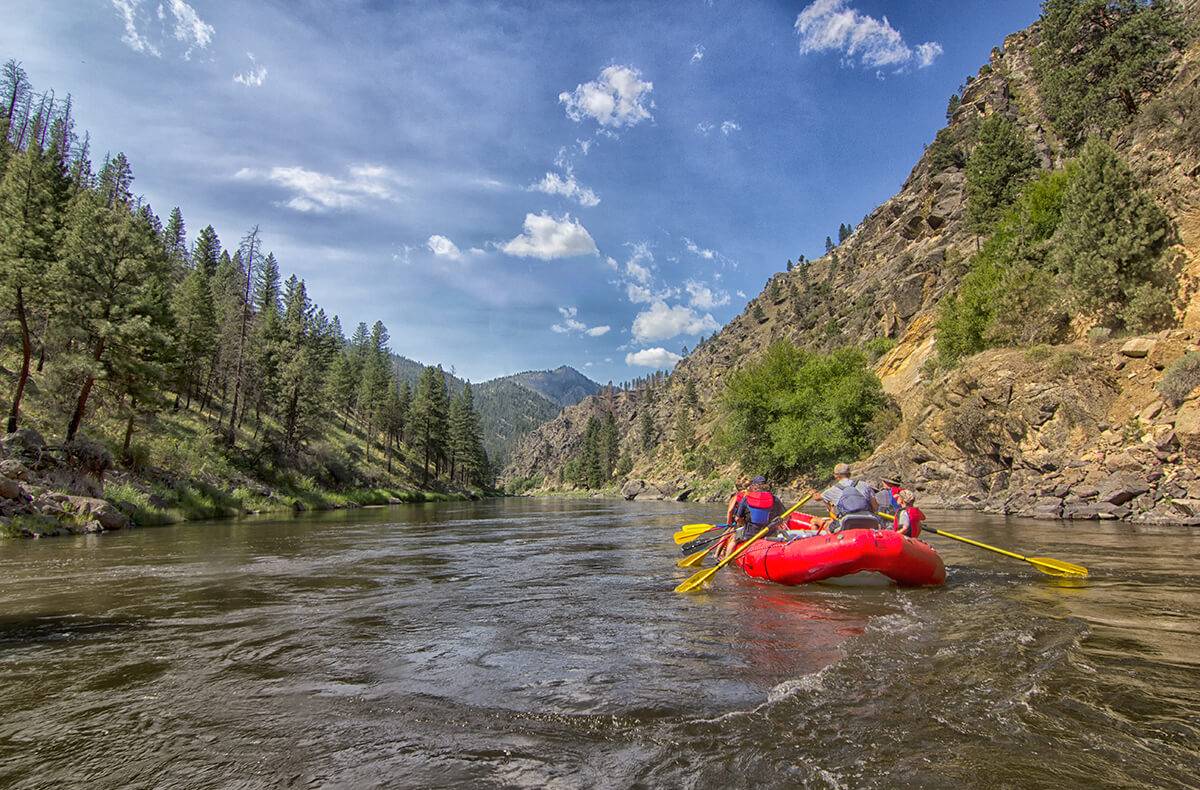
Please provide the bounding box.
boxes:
[676,528,734,568]
[673,522,729,545]
[881,513,1088,578]
[675,492,814,593]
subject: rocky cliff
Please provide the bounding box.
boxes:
[506,5,1200,522]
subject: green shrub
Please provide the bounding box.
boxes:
[721,343,890,479]
[1158,352,1200,407]
[863,337,897,363]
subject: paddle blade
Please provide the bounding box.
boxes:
[677,547,712,568]
[673,523,723,544]
[1029,557,1089,578]
[674,566,718,593]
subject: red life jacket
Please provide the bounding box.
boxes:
[741,491,776,526]
[900,506,924,538]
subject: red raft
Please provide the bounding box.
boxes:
[734,528,946,587]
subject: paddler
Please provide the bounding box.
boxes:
[892,489,925,538]
[819,463,881,532]
[873,477,903,515]
[724,476,750,528]
[718,475,783,558]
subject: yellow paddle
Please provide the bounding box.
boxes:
[673,522,728,545]
[675,493,814,593]
[881,512,1088,578]
[676,529,734,568]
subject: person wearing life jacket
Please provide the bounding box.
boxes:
[715,476,784,560]
[819,463,881,532]
[725,476,750,528]
[893,489,925,538]
[873,477,903,515]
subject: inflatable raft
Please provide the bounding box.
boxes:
[734,527,946,587]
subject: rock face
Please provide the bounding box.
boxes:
[506,7,1200,524]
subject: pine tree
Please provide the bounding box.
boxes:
[409,365,449,484]
[640,408,655,452]
[1050,138,1175,329]
[224,226,262,444]
[824,236,835,253]
[946,93,961,122]
[162,206,187,273]
[56,154,172,440]
[191,224,220,276]
[673,406,694,458]
[1035,0,1186,147]
[170,263,216,407]
[356,320,391,462]
[752,302,767,323]
[786,258,794,272]
[838,223,851,243]
[965,115,1039,233]
[0,105,66,432]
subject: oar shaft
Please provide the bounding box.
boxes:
[925,527,1029,562]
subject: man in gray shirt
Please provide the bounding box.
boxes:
[820,463,880,531]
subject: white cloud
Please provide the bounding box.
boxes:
[915,42,943,68]
[626,347,683,369]
[736,290,748,298]
[551,306,609,337]
[559,65,654,128]
[683,237,716,260]
[528,170,600,207]
[112,0,160,56]
[624,242,654,283]
[626,283,653,304]
[502,212,598,260]
[691,45,705,64]
[685,280,730,309]
[233,52,267,87]
[168,0,214,58]
[235,163,403,212]
[632,301,719,342]
[794,0,941,71]
[427,234,463,261]
[721,120,741,135]
[604,256,619,271]
[695,121,714,136]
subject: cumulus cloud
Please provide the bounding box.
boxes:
[683,237,716,260]
[427,234,463,261]
[695,121,714,136]
[502,212,598,260]
[559,65,654,128]
[625,347,683,369]
[794,0,941,72]
[685,280,730,309]
[551,306,610,337]
[234,163,402,212]
[691,45,705,63]
[528,170,600,207]
[626,283,653,304]
[632,301,719,342]
[721,120,741,135]
[233,52,268,87]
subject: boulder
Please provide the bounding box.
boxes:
[40,494,129,530]
[1175,401,1200,459]
[0,478,23,500]
[620,479,646,501]
[1120,338,1156,358]
[0,459,32,482]
[1096,474,1150,506]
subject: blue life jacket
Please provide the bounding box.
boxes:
[874,488,898,514]
[738,491,776,526]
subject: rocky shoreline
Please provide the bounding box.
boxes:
[0,428,482,539]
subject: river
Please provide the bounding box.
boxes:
[0,498,1197,788]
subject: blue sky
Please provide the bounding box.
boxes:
[2,0,1041,383]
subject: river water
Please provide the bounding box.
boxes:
[0,498,1197,789]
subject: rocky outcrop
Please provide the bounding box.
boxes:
[1,430,131,538]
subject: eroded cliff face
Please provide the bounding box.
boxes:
[507,8,1200,522]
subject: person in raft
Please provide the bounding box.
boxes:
[724,476,750,528]
[892,489,925,538]
[819,463,882,532]
[873,477,903,515]
[718,476,784,558]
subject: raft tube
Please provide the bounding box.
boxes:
[734,528,946,587]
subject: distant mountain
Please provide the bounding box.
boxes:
[388,357,594,470]
[494,366,601,408]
